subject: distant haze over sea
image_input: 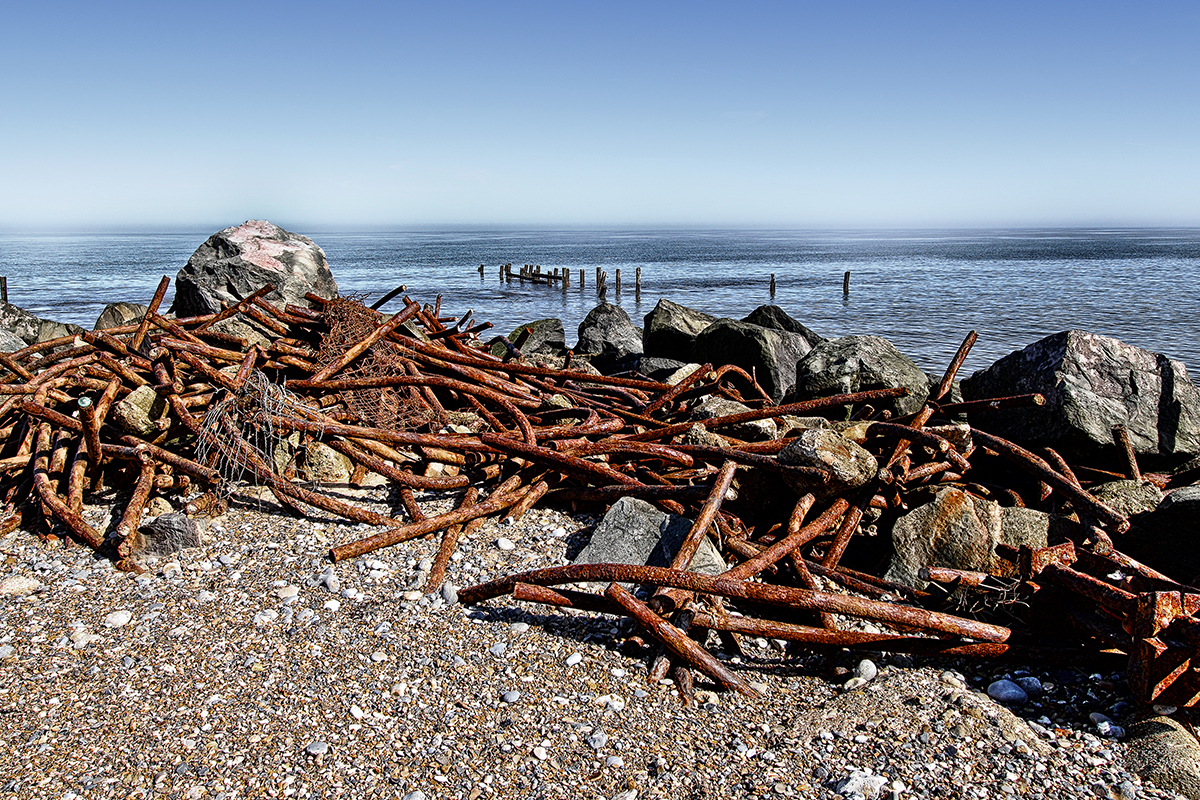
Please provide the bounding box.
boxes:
[3,227,1197,380]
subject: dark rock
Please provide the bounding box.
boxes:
[1120,486,1200,585]
[576,303,643,372]
[172,220,338,317]
[690,396,776,441]
[136,513,202,557]
[572,496,725,576]
[960,330,1200,469]
[37,318,84,343]
[742,305,823,347]
[492,318,565,358]
[793,335,930,418]
[885,487,1050,589]
[692,319,816,402]
[94,302,149,331]
[1124,715,1200,800]
[777,428,877,500]
[635,356,693,382]
[643,299,716,362]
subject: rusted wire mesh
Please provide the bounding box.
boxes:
[316,296,427,430]
[197,370,307,490]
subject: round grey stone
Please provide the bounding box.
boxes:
[987,679,1028,705]
[501,690,520,704]
[305,741,329,756]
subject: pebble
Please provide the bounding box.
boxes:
[440,582,458,605]
[1015,675,1043,697]
[401,792,425,800]
[587,730,609,750]
[349,704,365,719]
[854,659,877,681]
[0,575,41,596]
[606,755,625,767]
[940,670,966,690]
[1096,720,1125,739]
[488,642,507,657]
[304,741,329,756]
[842,676,869,692]
[103,610,133,628]
[565,652,582,667]
[510,622,529,633]
[402,590,423,601]
[987,679,1028,705]
[501,691,521,703]
[0,645,15,658]
[495,537,516,551]
[1152,704,1177,716]
[532,746,548,761]
[274,585,299,600]
[323,599,341,612]
[370,651,387,663]
[253,609,279,626]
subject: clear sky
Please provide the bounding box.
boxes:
[2,1,1198,230]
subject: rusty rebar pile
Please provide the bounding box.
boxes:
[2,277,1198,707]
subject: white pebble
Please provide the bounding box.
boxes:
[495,537,516,551]
[349,704,365,720]
[103,610,133,628]
[565,652,583,667]
[323,600,341,612]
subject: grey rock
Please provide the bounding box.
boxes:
[643,298,717,362]
[794,335,930,418]
[576,303,643,372]
[741,305,823,347]
[885,487,1050,590]
[172,220,338,317]
[37,318,85,343]
[300,440,352,484]
[1015,676,1043,697]
[987,679,1028,705]
[94,302,149,331]
[0,575,42,597]
[573,496,726,576]
[0,328,25,353]
[305,741,329,756]
[0,302,42,344]
[853,659,877,681]
[0,645,17,659]
[500,690,520,703]
[777,428,878,500]
[690,396,776,441]
[961,330,1200,468]
[636,356,694,382]
[440,582,459,606]
[493,318,565,357]
[692,318,816,402]
[1121,485,1200,585]
[1091,480,1164,518]
[111,385,169,438]
[135,513,202,557]
[586,730,609,750]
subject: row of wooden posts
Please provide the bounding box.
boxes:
[469,266,852,297]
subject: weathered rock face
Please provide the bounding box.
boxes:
[94,302,149,331]
[576,303,643,372]
[1090,480,1164,518]
[572,496,726,575]
[692,319,816,402]
[112,385,169,437]
[0,302,82,347]
[793,335,930,418]
[885,487,1051,589]
[635,356,694,383]
[0,329,25,353]
[172,220,338,317]
[1124,714,1200,800]
[135,512,202,557]
[493,318,565,358]
[690,396,777,441]
[960,330,1200,468]
[742,305,824,348]
[643,299,717,362]
[1120,485,1200,585]
[777,428,877,500]
[301,441,352,484]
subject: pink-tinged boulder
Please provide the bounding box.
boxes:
[172,220,338,316]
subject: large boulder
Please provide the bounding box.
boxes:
[742,305,824,347]
[491,318,566,358]
[572,496,726,576]
[0,302,82,347]
[94,302,149,331]
[690,396,777,441]
[960,330,1200,468]
[643,299,717,362]
[172,220,338,317]
[777,428,878,500]
[793,335,930,418]
[885,487,1052,590]
[0,329,26,353]
[576,303,643,372]
[692,319,816,402]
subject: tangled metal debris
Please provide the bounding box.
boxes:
[2,276,1198,707]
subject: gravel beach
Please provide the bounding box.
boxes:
[0,484,1188,800]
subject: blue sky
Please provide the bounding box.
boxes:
[2,1,1198,230]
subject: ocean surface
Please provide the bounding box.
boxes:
[1,228,1197,380]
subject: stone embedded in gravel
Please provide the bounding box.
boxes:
[253,609,279,626]
[854,659,878,681]
[1015,675,1043,697]
[0,575,41,596]
[0,645,14,658]
[305,741,329,756]
[349,704,365,719]
[440,582,458,605]
[370,651,387,663]
[510,622,529,633]
[488,642,507,657]
[323,599,340,612]
[103,610,133,628]
[495,537,516,551]
[606,755,625,767]
[274,585,299,600]
[565,652,582,666]
[587,730,609,750]
[501,690,520,704]
[987,679,1028,705]
[532,746,548,760]
[401,791,426,800]
[842,677,869,692]
[1097,720,1125,738]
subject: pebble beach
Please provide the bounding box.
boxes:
[0,482,1187,800]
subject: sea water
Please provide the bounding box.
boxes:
[1,227,1197,378]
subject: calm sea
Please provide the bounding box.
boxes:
[1,228,1197,379]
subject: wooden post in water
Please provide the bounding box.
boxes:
[1,277,7,304]
[770,273,776,296]
[580,269,585,289]
[595,267,602,288]
[615,268,621,292]
[843,270,851,294]
[635,267,641,293]
[478,264,484,275]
